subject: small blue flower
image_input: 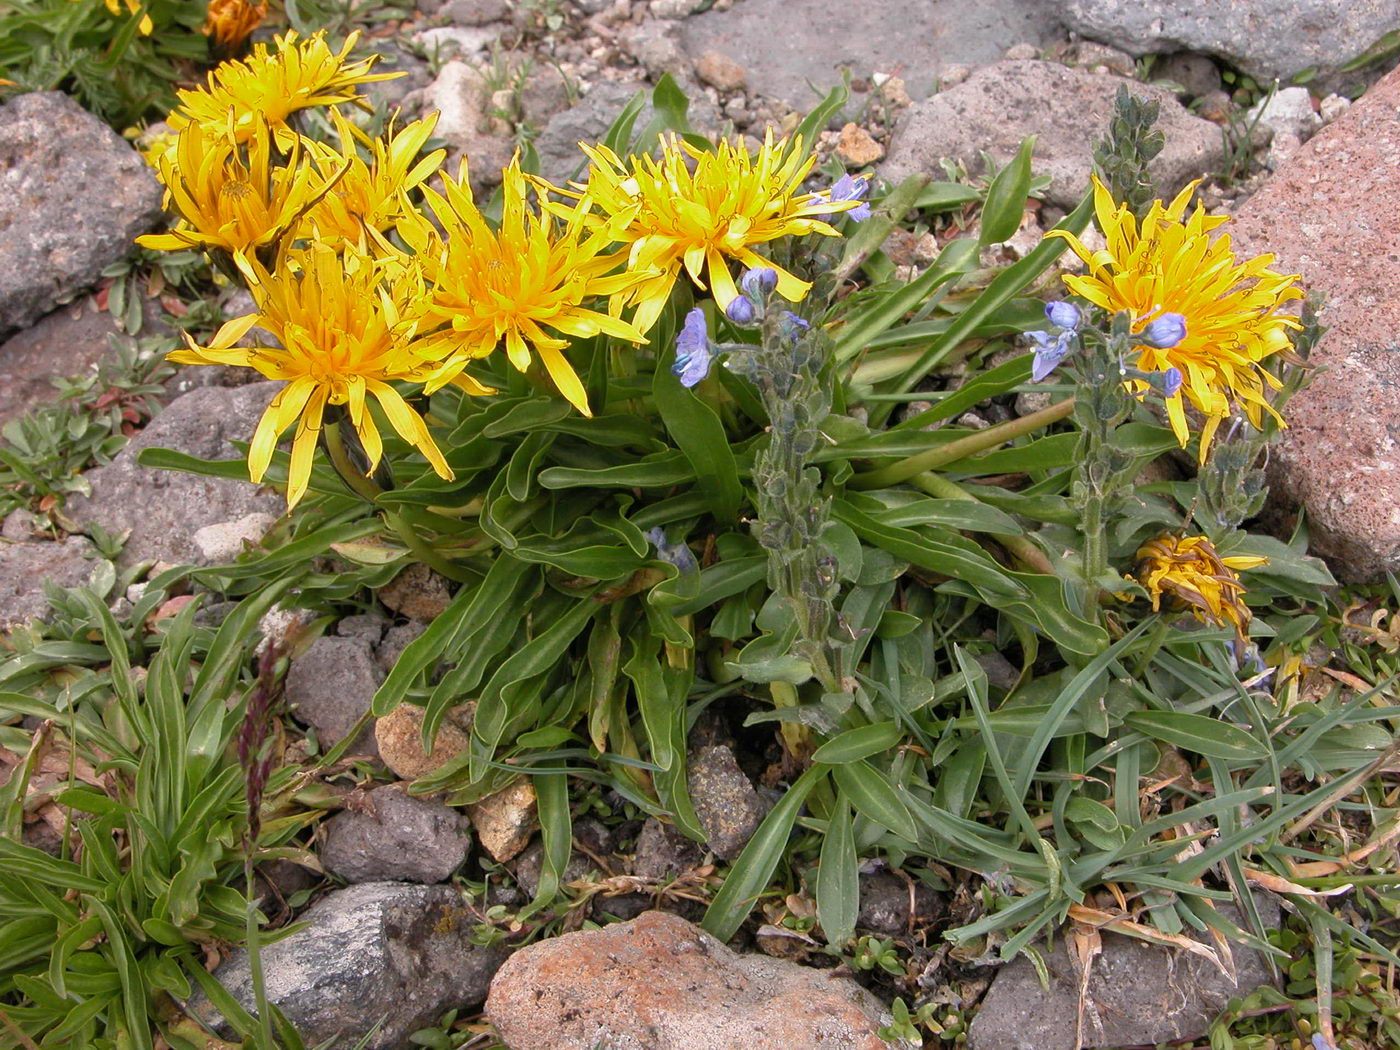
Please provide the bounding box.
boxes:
[645,527,699,574]
[739,266,778,298]
[1310,1034,1336,1050]
[778,311,811,343]
[1160,366,1183,397]
[813,174,871,222]
[672,308,712,387]
[1044,300,1081,331]
[725,295,757,325]
[1027,329,1074,382]
[1140,312,1188,349]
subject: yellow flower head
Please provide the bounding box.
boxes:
[68,0,152,35]
[136,116,339,269]
[202,0,269,52]
[1136,533,1267,643]
[168,30,398,142]
[299,109,445,248]
[553,131,849,334]
[402,158,649,416]
[168,244,463,508]
[1047,176,1302,460]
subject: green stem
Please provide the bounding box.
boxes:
[909,472,1054,575]
[244,860,274,1050]
[322,422,383,504]
[848,397,1075,489]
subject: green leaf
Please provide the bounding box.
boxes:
[816,794,858,948]
[654,341,743,524]
[1124,711,1269,762]
[831,760,917,841]
[702,764,826,942]
[979,136,1037,246]
[811,722,904,765]
[914,182,983,211]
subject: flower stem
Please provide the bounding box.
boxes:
[909,472,1054,575]
[244,859,275,1050]
[848,397,1075,489]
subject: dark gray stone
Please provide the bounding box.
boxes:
[687,744,765,861]
[856,868,943,936]
[322,787,472,884]
[881,61,1224,210]
[621,20,692,80]
[678,0,1065,107]
[337,613,388,646]
[359,42,433,111]
[189,882,508,1050]
[285,636,383,754]
[63,382,283,568]
[375,620,426,673]
[968,901,1280,1050]
[631,816,704,879]
[0,92,164,337]
[1151,52,1223,99]
[443,0,509,25]
[1060,0,1400,85]
[0,535,96,629]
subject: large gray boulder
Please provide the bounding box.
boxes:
[64,382,283,568]
[881,61,1224,209]
[189,882,508,1050]
[0,534,97,630]
[0,92,164,337]
[1060,0,1400,84]
[678,0,1064,107]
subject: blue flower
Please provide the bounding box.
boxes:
[725,295,757,325]
[1139,312,1187,349]
[778,311,811,343]
[672,308,712,387]
[739,266,778,298]
[813,174,871,222]
[645,527,699,574]
[1160,366,1183,397]
[1027,329,1074,382]
[1044,300,1081,331]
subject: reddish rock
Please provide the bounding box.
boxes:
[1228,65,1400,582]
[485,910,913,1050]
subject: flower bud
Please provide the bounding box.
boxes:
[725,294,757,325]
[740,266,778,298]
[1140,312,1187,349]
[1044,300,1081,331]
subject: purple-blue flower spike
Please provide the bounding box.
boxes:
[1045,300,1081,331]
[1028,329,1073,382]
[740,266,778,298]
[1140,312,1187,349]
[672,308,712,387]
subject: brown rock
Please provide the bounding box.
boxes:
[836,122,885,166]
[687,744,765,860]
[695,49,747,93]
[378,562,453,621]
[486,910,914,1050]
[466,778,538,862]
[1228,65,1400,582]
[375,701,474,781]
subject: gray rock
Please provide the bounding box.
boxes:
[0,535,97,629]
[0,92,164,337]
[337,613,388,645]
[1247,86,1321,141]
[378,563,453,621]
[443,0,509,25]
[286,636,383,753]
[1051,39,1137,77]
[190,882,508,1050]
[621,20,692,80]
[516,61,573,130]
[968,902,1280,1050]
[1059,0,1400,84]
[412,24,505,62]
[856,868,943,936]
[191,512,276,562]
[631,816,704,879]
[63,383,283,569]
[359,41,433,111]
[375,620,426,673]
[321,787,472,884]
[1,510,42,543]
[687,744,765,860]
[678,0,1064,106]
[1151,52,1222,98]
[511,839,597,898]
[881,61,1224,209]
[415,60,515,194]
[652,0,706,16]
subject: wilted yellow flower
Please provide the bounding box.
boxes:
[1047,176,1302,460]
[168,30,397,142]
[168,245,470,508]
[401,158,648,416]
[202,0,269,52]
[137,116,340,269]
[69,0,152,35]
[300,109,445,248]
[1136,534,1267,643]
[551,132,849,334]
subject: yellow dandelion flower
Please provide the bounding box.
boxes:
[1047,176,1302,460]
[168,30,398,142]
[168,245,473,508]
[299,109,445,248]
[136,116,341,270]
[550,132,850,334]
[68,0,152,35]
[402,158,649,416]
[1136,533,1267,643]
[202,0,269,52]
